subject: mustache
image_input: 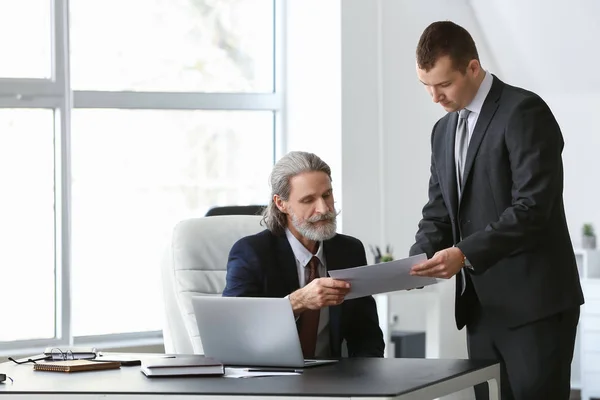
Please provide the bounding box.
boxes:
[306,211,337,223]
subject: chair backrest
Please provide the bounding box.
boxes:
[204,205,265,217]
[161,215,264,354]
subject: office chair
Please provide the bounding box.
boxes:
[160,215,263,354]
[204,205,266,217]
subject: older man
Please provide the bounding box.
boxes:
[223,151,384,358]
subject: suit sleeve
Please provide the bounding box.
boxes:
[222,238,263,297]
[457,96,564,273]
[344,241,385,357]
[410,123,454,258]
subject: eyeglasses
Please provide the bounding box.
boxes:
[9,348,83,365]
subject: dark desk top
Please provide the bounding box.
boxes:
[0,357,497,397]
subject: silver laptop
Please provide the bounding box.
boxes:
[191,296,338,368]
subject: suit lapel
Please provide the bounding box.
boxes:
[274,234,301,292]
[323,239,342,356]
[323,239,343,272]
[445,111,460,219]
[460,76,503,198]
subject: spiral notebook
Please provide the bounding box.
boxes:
[33,360,121,373]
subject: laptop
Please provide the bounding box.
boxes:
[191,296,338,368]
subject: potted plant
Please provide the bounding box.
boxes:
[370,245,394,263]
[582,223,597,249]
[381,245,394,263]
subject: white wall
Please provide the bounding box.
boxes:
[469,0,600,246]
[339,0,499,366]
[286,0,600,328]
[286,0,498,365]
[285,0,342,216]
[286,1,599,397]
[546,92,600,247]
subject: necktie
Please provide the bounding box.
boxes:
[455,108,471,196]
[298,256,320,358]
[455,109,471,296]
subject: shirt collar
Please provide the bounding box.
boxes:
[464,70,493,115]
[285,228,324,268]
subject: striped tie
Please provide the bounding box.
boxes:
[455,108,472,196]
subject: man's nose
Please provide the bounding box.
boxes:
[431,88,442,103]
[315,198,329,214]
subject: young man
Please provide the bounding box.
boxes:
[409,21,583,399]
[223,151,384,359]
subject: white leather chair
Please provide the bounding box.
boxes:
[161,215,263,354]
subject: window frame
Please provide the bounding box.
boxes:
[0,0,285,355]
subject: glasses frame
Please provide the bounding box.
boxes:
[8,348,92,365]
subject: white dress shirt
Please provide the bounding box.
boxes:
[285,228,331,357]
[460,70,493,145]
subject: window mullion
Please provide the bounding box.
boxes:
[73,91,282,111]
[53,0,72,345]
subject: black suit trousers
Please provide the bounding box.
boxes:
[468,300,580,400]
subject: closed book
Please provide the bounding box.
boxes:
[141,356,224,377]
[34,360,121,373]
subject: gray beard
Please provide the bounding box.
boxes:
[291,213,337,242]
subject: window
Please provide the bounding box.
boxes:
[0,1,52,79]
[70,110,273,335]
[0,0,282,353]
[70,0,274,93]
[0,109,55,342]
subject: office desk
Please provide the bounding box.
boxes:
[0,357,500,399]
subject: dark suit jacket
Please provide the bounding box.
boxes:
[223,229,385,358]
[410,75,584,330]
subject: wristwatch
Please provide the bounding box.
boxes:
[463,256,474,270]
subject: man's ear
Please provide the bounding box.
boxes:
[467,59,481,76]
[274,194,287,214]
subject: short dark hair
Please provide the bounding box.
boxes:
[416,21,479,73]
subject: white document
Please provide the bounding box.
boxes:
[224,367,302,378]
[327,253,438,299]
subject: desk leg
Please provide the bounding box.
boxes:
[487,376,500,400]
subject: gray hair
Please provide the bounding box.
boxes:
[263,151,332,235]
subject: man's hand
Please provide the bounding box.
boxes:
[289,278,351,315]
[410,247,465,279]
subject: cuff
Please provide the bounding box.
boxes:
[285,294,301,321]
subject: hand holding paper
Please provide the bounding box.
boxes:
[328,253,438,299]
[409,247,466,279]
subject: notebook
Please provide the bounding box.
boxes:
[33,360,121,373]
[191,296,338,368]
[141,355,224,377]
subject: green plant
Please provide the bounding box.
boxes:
[381,254,394,263]
[583,223,595,237]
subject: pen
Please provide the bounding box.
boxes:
[244,368,303,373]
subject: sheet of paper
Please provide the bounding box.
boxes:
[224,367,302,378]
[328,253,438,299]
